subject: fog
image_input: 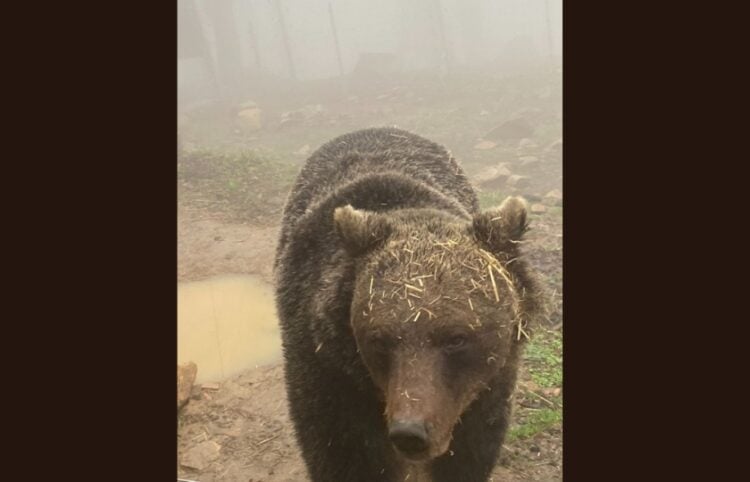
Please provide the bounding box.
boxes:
[179,0,561,107]
[178,2,562,480]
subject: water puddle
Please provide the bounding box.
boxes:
[178,274,281,383]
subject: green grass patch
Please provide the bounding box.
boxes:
[507,408,562,442]
[505,328,563,442]
[178,147,300,222]
[525,329,562,389]
[477,190,513,210]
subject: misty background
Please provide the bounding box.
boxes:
[179,0,561,108]
[178,2,563,479]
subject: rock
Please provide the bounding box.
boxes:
[485,118,534,141]
[202,382,220,391]
[479,109,490,116]
[294,144,311,156]
[279,104,324,127]
[190,385,202,400]
[506,174,531,189]
[178,362,197,410]
[519,156,539,167]
[521,193,543,203]
[473,140,497,150]
[484,118,534,141]
[181,440,221,471]
[237,107,262,131]
[473,164,512,190]
[543,387,562,397]
[543,189,563,206]
[530,203,547,214]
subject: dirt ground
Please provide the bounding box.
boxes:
[178,204,279,285]
[178,69,562,481]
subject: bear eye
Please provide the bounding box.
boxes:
[444,334,468,352]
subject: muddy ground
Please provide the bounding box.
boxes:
[178,69,562,481]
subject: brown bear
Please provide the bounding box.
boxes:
[274,127,542,482]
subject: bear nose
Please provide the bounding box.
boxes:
[389,420,429,456]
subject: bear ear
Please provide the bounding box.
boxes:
[472,196,529,254]
[333,205,392,256]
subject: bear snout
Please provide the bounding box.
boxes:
[389,420,429,458]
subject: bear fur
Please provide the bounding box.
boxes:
[274,127,542,482]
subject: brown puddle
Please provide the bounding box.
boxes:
[178,274,281,383]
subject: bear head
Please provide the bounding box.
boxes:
[333,196,541,462]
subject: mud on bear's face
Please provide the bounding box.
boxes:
[333,197,529,462]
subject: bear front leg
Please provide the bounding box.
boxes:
[284,361,400,481]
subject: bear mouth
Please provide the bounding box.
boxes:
[389,422,451,462]
[393,441,450,462]
[393,443,431,461]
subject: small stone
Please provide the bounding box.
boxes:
[543,387,562,397]
[237,107,262,131]
[521,193,542,203]
[181,440,221,471]
[479,109,490,116]
[474,140,497,150]
[178,362,197,410]
[530,203,547,214]
[190,385,202,400]
[506,174,531,189]
[202,382,220,391]
[473,164,512,190]
[484,118,534,141]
